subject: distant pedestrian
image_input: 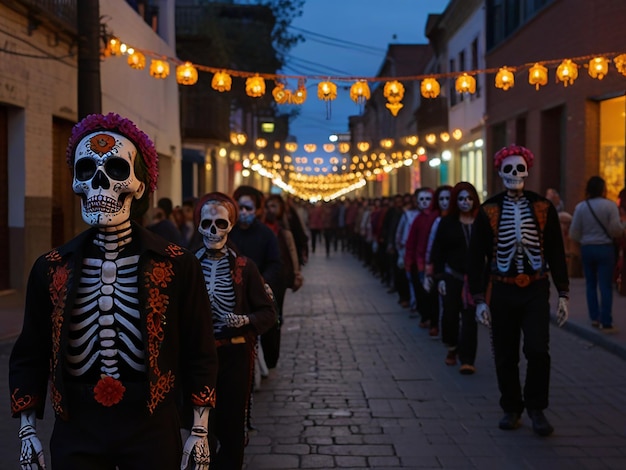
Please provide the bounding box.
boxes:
[569,176,625,332]
[147,197,185,245]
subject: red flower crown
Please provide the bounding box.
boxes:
[493,144,535,170]
[66,113,159,193]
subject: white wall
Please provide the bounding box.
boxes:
[100,0,183,205]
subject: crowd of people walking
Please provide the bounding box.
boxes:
[9,113,626,469]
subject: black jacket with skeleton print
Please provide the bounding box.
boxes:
[467,190,569,302]
[9,222,218,420]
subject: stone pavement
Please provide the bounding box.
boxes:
[1,251,626,468]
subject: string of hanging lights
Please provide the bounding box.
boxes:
[102,35,626,200]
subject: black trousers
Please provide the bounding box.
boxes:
[441,276,477,365]
[412,268,438,326]
[51,397,182,469]
[210,342,255,470]
[489,278,551,413]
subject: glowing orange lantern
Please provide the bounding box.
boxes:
[556,59,578,87]
[290,80,307,105]
[528,63,548,90]
[323,144,335,152]
[338,142,350,153]
[455,73,476,94]
[350,81,370,105]
[613,54,626,77]
[127,51,146,70]
[246,75,265,97]
[149,59,169,79]
[420,78,440,98]
[357,141,370,152]
[303,144,317,153]
[495,66,514,90]
[285,142,298,152]
[384,80,404,103]
[588,57,609,80]
[317,81,337,101]
[272,83,290,104]
[212,71,232,92]
[176,62,198,85]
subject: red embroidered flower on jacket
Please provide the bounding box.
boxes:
[93,376,126,406]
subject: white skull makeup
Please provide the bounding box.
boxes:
[72,131,145,227]
[457,190,474,213]
[199,201,233,250]
[438,190,451,212]
[499,155,528,191]
[417,191,433,211]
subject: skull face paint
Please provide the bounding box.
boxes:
[457,190,474,213]
[438,190,451,212]
[498,155,528,191]
[417,191,433,211]
[199,201,233,250]
[72,131,145,227]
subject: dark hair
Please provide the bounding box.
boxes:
[157,198,174,217]
[448,182,480,219]
[193,192,239,229]
[265,194,286,217]
[233,185,264,210]
[585,176,606,199]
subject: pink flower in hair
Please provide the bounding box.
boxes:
[493,144,534,170]
[66,113,159,193]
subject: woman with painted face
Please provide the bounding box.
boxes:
[192,192,276,469]
[430,182,480,374]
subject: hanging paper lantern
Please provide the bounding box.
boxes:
[303,144,317,153]
[149,59,170,79]
[255,138,268,149]
[127,51,146,70]
[105,36,122,57]
[386,103,404,116]
[246,75,265,97]
[439,132,450,142]
[384,80,405,104]
[285,142,298,152]
[317,81,337,101]
[455,73,476,94]
[357,141,370,152]
[323,144,335,152]
[338,142,350,153]
[272,82,290,104]
[613,54,626,77]
[405,135,418,146]
[212,71,232,92]
[176,62,198,85]
[290,80,307,105]
[425,134,437,145]
[380,139,394,149]
[588,57,609,80]
[528,63,548,90]
[420,78,440,98]
[556,59,578,87]
[452,129,463,140]
[350,81,370,105]
[495,66,514,90]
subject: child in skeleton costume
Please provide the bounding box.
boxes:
[467,144,569,437]
[430,182,480,374]
[193,192,276,470]
[9,113,218,469]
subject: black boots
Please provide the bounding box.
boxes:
[527,409,554,436]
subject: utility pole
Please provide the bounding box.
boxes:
[77,0,102,118]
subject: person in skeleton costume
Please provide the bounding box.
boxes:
[404,187,440,334]
[9,113,218,469]
[192,192,276,469]
[467,144,569,437]
[430,182,480,374]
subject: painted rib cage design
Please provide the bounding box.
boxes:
[496,196,542,273]
[67,254,145,378]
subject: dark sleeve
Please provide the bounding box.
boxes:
[178,253,218,407]
[467,208,493,302]
[243,260,278,336]
[9,256,54,418]
[260,230,283,292]
[431,218,446,279]
[543,203,570,295]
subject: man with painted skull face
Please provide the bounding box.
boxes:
[192,192,276,469]
[467,144,569,437]
[9,113,218,469]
